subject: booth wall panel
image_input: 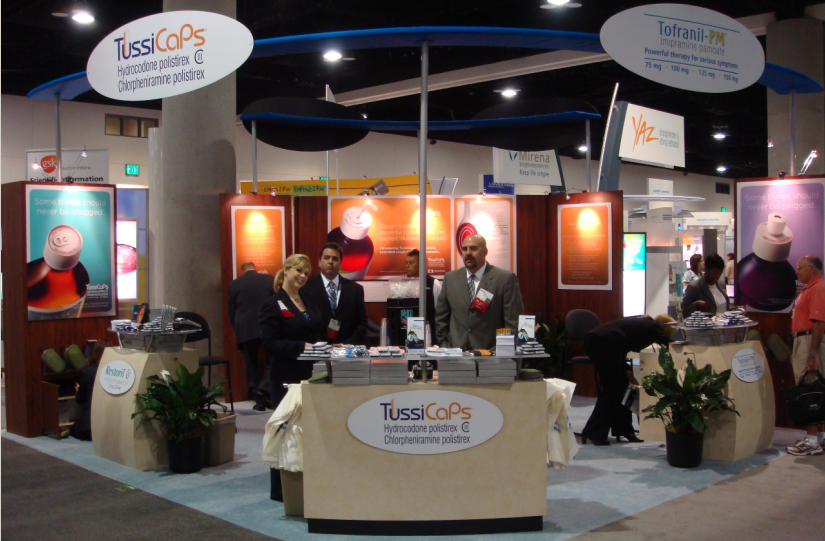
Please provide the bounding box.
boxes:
[294,197,328,276]
[2,182,113,437]
[516,195,549,320]
[219,194,293,403]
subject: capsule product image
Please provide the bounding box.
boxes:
[328,201,377,281]
[737,213,797,311]
[27,224,90,320]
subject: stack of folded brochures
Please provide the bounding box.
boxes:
[331,359,371,385]
[369,358,409,385]
[437,358,478,385]
[516,340,546,355]
[298,342,332,359]
[476,358,517,384]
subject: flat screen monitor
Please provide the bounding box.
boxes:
[623,232,646,317]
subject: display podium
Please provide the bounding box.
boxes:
[91,347,199,470]
[301,381,547,535]
[639,341,775,462]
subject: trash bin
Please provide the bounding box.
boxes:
[204,411,236,467]
[280,470,304,516]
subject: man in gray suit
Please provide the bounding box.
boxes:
[435,234,524,349]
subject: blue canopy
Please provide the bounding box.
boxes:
[757,62,824,95]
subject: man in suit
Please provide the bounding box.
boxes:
[228,262,275,411]
[303,243,369,346]
[406,249,442,344]
[435,234,524,349]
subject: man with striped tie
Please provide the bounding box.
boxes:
[303,242,369,346]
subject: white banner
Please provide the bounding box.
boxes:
[648,178,674,196]
[492,148,563,187]
[347,390,503,455]
[26,149,109,183]
[601,4,765,93]
[87,11,253,101]
[99,361,136,395]
[619,103,685,169]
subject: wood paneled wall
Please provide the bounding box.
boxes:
[2,182,114,437]
[219,194,293,402]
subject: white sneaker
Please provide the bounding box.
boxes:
[786,438,824,456]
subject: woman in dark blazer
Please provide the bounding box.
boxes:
[259,254,327,409]
[682,253,730,317]
[70,339,112,441]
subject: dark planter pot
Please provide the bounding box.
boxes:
[167,435,204,474]
[665,429,704,468]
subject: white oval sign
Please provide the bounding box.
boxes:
[87,11,254,101]
[347,390,504,455]
[99,360,136,395]
[731,348,766,383]
[600,4,765,93]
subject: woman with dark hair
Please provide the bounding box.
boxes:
[682,253,730,317]
[682,253,704,290]
[70,339,113,441]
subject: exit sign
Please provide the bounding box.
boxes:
[721,207,727,212]
[125,164,140,176]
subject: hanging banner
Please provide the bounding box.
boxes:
[86,11,254,101]
[239,180,327,196]
[231,206,285,279]
[327,196,453,280]
[736,178,825,313]
[116,219,138,301]
[492,148,564,187]
[480,174,514,195]
[453,196,516,273]
[619,104,685,168]
[600,4,765,93]
[26,149,109,184]
[26,185,116,320]
[558,202,613,290]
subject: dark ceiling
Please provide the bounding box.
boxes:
[2,0,821,178]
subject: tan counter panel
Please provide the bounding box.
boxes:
[302,381,548,521]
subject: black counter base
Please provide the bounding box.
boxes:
[307,516,544,536]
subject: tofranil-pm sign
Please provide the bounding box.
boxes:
[87,11,253,101]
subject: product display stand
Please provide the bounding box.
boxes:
[91,347,199,470]
[638,340,775,461]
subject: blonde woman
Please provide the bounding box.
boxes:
[259,254,326,408]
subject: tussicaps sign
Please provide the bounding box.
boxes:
[87,11,254,101]
[600,4,765,93]
[347,390,504,455]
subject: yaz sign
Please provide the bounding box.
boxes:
[348,390,503,455]
[87,11,254,101]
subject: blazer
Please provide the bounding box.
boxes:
[259,288,327,384]
[69,363,98,441]
[227,270,276,345]
[585,316,670,363]
[682,277,730,317]
[435,264,524,350]
[302,274,368,346]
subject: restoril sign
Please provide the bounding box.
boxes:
[347,390,504,455]
[99,360,136,395]
[600,4,765,93]
[25,149,109,183]
[619,103,685,169]
[87,11,254,101]
[731,348,766,383]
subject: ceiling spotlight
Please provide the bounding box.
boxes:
[361,113,368,119]
[578,145,588,152]
[71,5,94,24]
[541,0,581,9]
[548,0,570,5]
[501,89,518,98]
[717,165,727,172]
[323,51,343,62]
[768,139,774,148]
[712,133,726,140]
[32,163,41,170]
[81,150,88,157]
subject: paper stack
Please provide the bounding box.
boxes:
[331,359,371,385]
[476,358,517,384]
[369,346,405,357]
[426,347,464,358]
[369,358,409,385]
[437,359,478,385]
[517,339,546,355]
[495,335,516,357]
[299,342,333,359]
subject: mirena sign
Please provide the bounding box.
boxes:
[347,390,504,455]
[87,11,253,101]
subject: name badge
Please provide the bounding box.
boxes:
[471,288,494,313]
[278,300,295,318]
[327,318,341,340]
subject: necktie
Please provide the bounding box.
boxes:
[327,281,338,310]
[467,274,476,300]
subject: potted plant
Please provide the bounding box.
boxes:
[641,346,739,468]
[132,364,227,474]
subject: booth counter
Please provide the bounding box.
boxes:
[301,380,547,535]
[639,340,775,462]
[91,347,199,470]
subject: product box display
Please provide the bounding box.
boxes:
[517,315,536,346]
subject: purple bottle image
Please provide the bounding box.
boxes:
[737,212,797,311]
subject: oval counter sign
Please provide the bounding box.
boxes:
[87,11,254,101]
[600,4,765,93]
[731,348,766,383]
[100,360,136,395]
[347,390,504,455]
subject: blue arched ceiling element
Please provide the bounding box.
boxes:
[757,63,824,95]
[27,72,92,100]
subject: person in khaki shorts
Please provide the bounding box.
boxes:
[786,255,825,456]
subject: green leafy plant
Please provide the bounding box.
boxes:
[131,364,227,442]
[641,346,739,434]
[528,312,567,376]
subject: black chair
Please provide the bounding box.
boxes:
[176,311,234,413]
[565,309,601,393]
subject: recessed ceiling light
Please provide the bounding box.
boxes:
[541,0,581,9]
[361,113,368,119]
[323,51,343,62]
[578,145,588,152]
[548,0,570,5]
[501,89,518,98]
[717,165,727,172]
[712,132,726,140]
[72,10,94,23]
